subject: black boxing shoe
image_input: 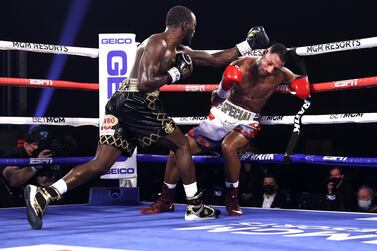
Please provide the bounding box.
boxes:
[24,184,61,230]
[185,191,221,221]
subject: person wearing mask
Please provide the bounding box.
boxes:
[356,185,377,213]
[257,175,292,209]
[325,166,356,211]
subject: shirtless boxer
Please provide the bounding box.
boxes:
[24,5,270,229]
[141,43,310,216]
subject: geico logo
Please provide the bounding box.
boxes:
[107,168,135,174]
[101,38,132,44]
[107,50,127,98]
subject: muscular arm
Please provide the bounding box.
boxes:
[3,166,35,187]
[138,38,172,92]
[180,45,240,67]
[282,67,300,83]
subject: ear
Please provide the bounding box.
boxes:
[182,21,189,31]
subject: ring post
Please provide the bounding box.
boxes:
[91,33,139,205]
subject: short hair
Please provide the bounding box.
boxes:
[330,166,343,175]
[166,5,193,26]
[268,43,288,63]
[359,185,375,196]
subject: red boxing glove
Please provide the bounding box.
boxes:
[290,76,311,99]
[217,65,242,98]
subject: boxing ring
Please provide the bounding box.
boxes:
[2,204,377,251]
[1,36,377,250]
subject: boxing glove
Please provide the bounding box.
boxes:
[167,53,193,83]
[217,65,243,98]
[290,76,311,99]
[236,26,270,56]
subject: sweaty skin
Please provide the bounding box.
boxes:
[164,52,299,185]
[62,13,240,189]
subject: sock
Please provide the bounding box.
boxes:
[51,179,68,195]
[183,182,198,198]
[164,182,177,189]
[225,181,239,188]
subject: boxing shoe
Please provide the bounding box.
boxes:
[185,191,221,220]
[225,186,243,216]
[140,184,175,214]
[24,184,61,229]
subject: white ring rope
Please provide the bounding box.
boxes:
[0,40,98,58]
[1,113,376,127]
[1,36,376,58]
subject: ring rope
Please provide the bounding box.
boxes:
[0,76,377,93]
[1,36,376,57]
[0,113,376,127]
[1,153,376,167]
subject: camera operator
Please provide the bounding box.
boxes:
[0,126,62,207]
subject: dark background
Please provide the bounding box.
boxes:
[0,0,376,204]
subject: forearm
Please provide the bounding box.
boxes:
[211,90,225,106]
[138,73,171,92]
[6,167,35,187]
[188,47,240,67]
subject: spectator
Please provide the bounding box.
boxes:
[325,166,356,211]
[252,174,293,209]
[356,185,377,213]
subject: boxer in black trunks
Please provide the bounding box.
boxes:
[25,5,269,229]
[141,43,311,216]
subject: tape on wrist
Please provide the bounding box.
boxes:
[217,87,230,99]
[236,41,253,56]
[30,166,37,174]
[167,67,181,83]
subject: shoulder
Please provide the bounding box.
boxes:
[234,56,257,71]
[142,33,168,52]
[236,56,257,65]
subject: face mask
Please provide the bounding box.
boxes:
[329,177,341,186]
[358,200,372,210]
[264,185,276,195]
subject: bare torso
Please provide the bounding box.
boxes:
[129,33,178,92]
[228,57,290,113]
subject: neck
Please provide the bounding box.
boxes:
[165,26,183,47]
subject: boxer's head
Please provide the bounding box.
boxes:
[166,5,196,46]
[257,43,288,77]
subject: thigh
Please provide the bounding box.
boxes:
[222,131,250,153]
[117,92,177,149]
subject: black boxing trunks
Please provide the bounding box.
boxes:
[99,78,176,156]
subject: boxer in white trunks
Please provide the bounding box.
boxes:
[141,43,310,216]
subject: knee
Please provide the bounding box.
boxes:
[87,158,112,173]
[221,141,238,157]
[176,136,191,153]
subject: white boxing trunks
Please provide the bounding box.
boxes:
[187,100,260,151]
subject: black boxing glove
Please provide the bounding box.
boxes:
[236,26,270,56]
[167,53,193,83]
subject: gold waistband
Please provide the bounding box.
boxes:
[118,78,159,96]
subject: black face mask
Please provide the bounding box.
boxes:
[264,185,276,195]
[329,177,341,186]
